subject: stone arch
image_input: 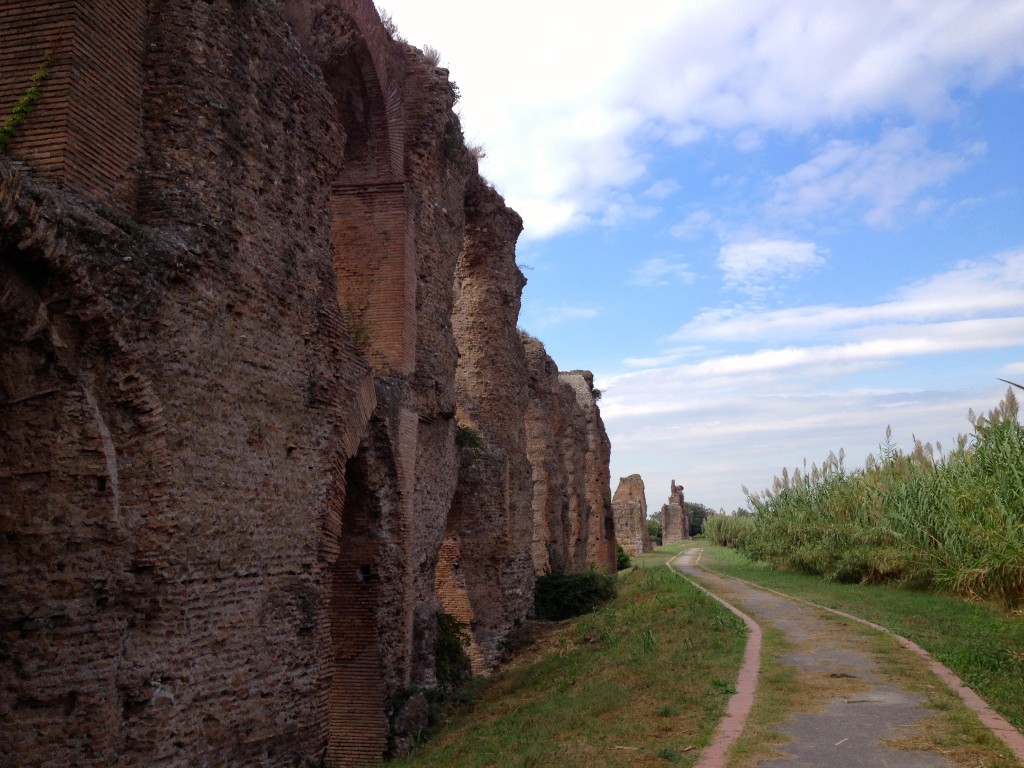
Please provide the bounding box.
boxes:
[326,449,389,765]
[283,0,414,375]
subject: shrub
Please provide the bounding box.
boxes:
[616,544,631,570]
[742,389,1024,606]
[647,517,663,546]
[434,612,471,694]
[534,567,617,621]
[702,515,753,549]
[455,423,483,450]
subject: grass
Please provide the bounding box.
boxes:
[391,545,747,767]
[701,545,1024,733]
[868,631,1019,768]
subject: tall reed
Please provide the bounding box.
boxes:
[743,389,1024,607]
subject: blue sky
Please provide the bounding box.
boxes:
[383,0,1024,512]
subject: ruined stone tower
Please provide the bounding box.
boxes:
[662,480,689,544]
[613,474,652,557]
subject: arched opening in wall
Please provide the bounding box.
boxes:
[308,6,415,375]
[327,451,388,766]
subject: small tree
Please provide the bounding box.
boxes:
[647,517,663,546]
[616,544,631,570]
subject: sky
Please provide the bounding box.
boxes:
[382,0,1024,513]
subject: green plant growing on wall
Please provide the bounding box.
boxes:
[0,57,49,154]
[455,423,483,450]
[341,300,374,355]
[434,612,471,694]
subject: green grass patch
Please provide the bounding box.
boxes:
[702,546,1024,732]
[392,547,746,767]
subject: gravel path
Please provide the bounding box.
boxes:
[670,548,1022,768]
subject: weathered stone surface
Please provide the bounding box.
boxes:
[1,2,376,760]
[524,336,617,574]
[0,1,617,766]
[446,176,532,670]
[613,474,652,557]
[560,370,617,571]
[662,480,689,544]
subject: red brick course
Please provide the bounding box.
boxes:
[0,1,143,211]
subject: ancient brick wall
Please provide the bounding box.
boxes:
[0,1,144,212]
[662,480,688,544]
[1,1,618,765]
[560,371,617,571]
[448,176,532,669]
[613,474,652,557]
[524,338,617,574]
[2,0,375,764]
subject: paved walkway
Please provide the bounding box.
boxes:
[670,548,1024,768]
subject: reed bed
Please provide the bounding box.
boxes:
[742,389,1024,607]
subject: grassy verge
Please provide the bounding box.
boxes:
[701,546,1024,732]
[392,546,746,767]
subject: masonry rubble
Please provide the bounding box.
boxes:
[662,480,690,544]
[0,2,616,766]
[612,474,653,557]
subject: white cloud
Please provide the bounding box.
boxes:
[717,238,826,292]
[622,348,704,368]
[674,250,1024,343]
[599,195,659,228]
[671,210,716,239]
[628,258,696,287]
[526,304,601,329]
[385,0,1024,239]
[643,179,680,199]
[770,127,974,227]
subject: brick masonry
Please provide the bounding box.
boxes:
[613,474,653,558]
[0,2,619,765]
[0,1,144,212]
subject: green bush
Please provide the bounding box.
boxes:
[647,518,663,546]
[615,544,631,570]
[534,567,617,621]
[434,612,471,693]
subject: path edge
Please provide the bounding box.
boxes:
[667,551,762,768]
[696,558,1024,766]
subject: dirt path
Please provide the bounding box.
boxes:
[671,548,1024,768]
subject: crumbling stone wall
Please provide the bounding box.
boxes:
[446,176,532,670]
[524,335,584,574]
[0,1,618,765]
[1,2,375,763]
[662,480,689,544]
[524,336,616,575]
[613,474,652,557]
[282,0,477,755]
[559,371,617,571]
